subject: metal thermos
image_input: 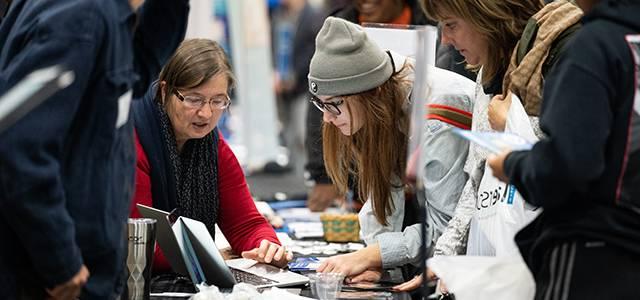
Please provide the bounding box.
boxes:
[124,218,157,300]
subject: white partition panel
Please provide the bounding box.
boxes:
[227,0,280,171]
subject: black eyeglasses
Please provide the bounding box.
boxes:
[310,95,345,115]
[173,89,231,110]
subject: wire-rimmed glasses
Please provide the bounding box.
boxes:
[173,89,231,110]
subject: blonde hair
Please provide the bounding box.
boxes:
[420,0,544,84]
[322,65,411,226]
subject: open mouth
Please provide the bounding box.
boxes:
[193,122,208,129]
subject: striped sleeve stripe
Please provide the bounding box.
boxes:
[426,104,473,130]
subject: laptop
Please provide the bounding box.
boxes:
[0,65,74,133]
[137,204,309,289]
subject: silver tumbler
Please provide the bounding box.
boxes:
[125,218,157,300]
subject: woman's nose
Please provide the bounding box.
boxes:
[322,111,335,123]
[440,31,454,46]
[197,103,214,118]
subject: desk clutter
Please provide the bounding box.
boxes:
[288,240,364,256]
[144,200,405,300]
[258,201,363,244]
[276,232,363,257]
[259,200,365,257]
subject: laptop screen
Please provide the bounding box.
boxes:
[136,204,236,288]
[136,204,189,276]
[177,219,207,285]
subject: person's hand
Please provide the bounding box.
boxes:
[273,72,283,95]
[46,264,89,300]
[317,252,368,277]
[273,71,294,95]
[393,274,422,292]
[316,245,381,277]
[488,92,513,132]
[392,268,438,292]
[307,183,341,212]
[241,239,293,268]
[427,268,438,281]
[346,268,382,283]
[487,149,512,183]
[439,279,450,295]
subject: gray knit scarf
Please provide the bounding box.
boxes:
[157,102,219,237]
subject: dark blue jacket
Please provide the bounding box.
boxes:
[0,0,188,298]
[505,0,640,273]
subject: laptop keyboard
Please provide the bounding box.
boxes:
[231,268,277,286]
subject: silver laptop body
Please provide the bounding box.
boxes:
[137,204,308,289]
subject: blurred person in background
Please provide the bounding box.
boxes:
[270,0,325,171]
[0,0,189,298]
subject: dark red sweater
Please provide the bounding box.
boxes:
[129,133,279,272]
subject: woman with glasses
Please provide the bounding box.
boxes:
[309,17,475,282]
[129,39,291,291]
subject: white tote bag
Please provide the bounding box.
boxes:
[473,94,541,256]
[429,255,536,300]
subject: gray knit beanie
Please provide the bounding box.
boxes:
[308,17,393,97]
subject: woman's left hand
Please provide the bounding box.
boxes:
[346,268,383,283]
[488,92,513,132]
[317,251,369,277]
[392,269,450,294]
[393,274,422,292]
[316,244,381,277]
[487,149,512,183]
[241,239,293,268]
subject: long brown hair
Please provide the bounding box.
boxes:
[323,65,411,226]
[157,38,236,106]
[420,0,544,84]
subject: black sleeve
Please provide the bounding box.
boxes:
[302,7,332,184]
[132,0,189,97]
[291,7,324,97]
[504,30,614,209]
